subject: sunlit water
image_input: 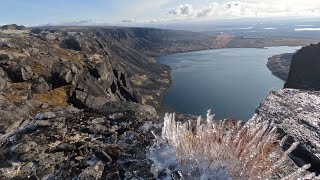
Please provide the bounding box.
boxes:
[159,46,301,120]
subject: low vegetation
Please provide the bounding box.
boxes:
[154,110,318,180]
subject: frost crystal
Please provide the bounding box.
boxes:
[153,110,319,180]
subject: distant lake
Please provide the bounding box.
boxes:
[159,47,301,120]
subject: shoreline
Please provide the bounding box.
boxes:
[155,46,300,120]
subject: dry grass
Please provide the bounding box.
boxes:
[5,94,26,103]
[5,82,31,103]
[53,47,83,63]
[31,62,47,76]
[34,87,69,107]
[159,111,316,180]
[0,49,29,59]
[130,74,148,86]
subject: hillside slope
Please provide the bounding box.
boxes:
[0,26,214,179]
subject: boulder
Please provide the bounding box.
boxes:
[21,66,33,81]
[0,54,13,62]
[30,28,42,34]
[32,77,50,93]
[35,111,56,120]
[0,95,29,134]
[0,110,25,134]
[61,37,81,51]
[78,161,104,180]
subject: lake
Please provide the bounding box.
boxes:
[159,46,301,120]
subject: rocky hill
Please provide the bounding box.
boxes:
[284,43,320,90]
[0,25,214,179]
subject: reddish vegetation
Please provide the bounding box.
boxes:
[213,34,235,48]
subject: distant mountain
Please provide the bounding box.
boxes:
[0,24,26,30]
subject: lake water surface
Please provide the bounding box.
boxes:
[159,47,301,120]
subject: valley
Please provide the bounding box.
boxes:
[0,24,320,179]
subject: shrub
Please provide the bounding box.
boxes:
[149,110,318,180]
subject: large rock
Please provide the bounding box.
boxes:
[21,66,33,81]
[255,89,320,173]
[0,95,29,134]
[61,36,81,51]
[32,77,50,93]
[78,161,104,180]
[284,43,320,90]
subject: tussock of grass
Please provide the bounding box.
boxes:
[6,94,26,103]
[6,82,31,102]
[31,62,46,76]
[54,48,83,63]
[34,87,68,107]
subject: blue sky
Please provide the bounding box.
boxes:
[1,0,320,26]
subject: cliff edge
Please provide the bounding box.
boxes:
[284,43,320,90]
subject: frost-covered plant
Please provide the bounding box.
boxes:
[152,110,319,180]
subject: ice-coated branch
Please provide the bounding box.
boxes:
[158,110,318,180]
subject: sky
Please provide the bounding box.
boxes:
[0,0,320,26]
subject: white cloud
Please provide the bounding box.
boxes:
[264,27,277,30]
[168,0,320,20]
[168,4,194,16]
[120,0,173,19]
[295,28,320,31]
[122,19,136,23]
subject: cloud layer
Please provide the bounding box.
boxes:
[168,0,320,20]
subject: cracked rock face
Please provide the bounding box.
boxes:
[255,89,320,173]
[0,27,139,111]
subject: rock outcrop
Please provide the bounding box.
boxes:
[284,43,320,90]
[0,27,144,112]
[255,89,320,173]
[267,53,294,81]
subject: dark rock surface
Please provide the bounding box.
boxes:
[0,104,161,179]
[255,89,320,173]
[285,43,320,90]
[267,53,294,81]
[61,36,82,51]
